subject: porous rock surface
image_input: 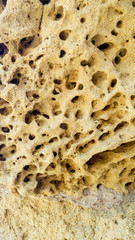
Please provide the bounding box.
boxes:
[0,0,135,206]
[0,0,135,239]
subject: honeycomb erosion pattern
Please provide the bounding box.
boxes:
[0,0,135,202]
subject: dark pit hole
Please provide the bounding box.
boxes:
[114,121,128,132]
[35,144,43,150]
[49,137,58,143]
[54,110,62,116]
[9,78,20,85]
[29,134,35,140]
[97,184,102,189]
[50,163,56,169]
[54,79,61,84]
[33,94,39,99]
[78,84,83,90]
[52,98,56,101]
[111,79,117,87]
[23,176,30,183]
[39,0,51,5]
[70,169,75,173]
[79,146,84,151]
[131,95,135,100]
[86,35,89,40]
[74,132,81,140]
[59,30,69,40]
[119,48,127,57]
[60,123,68,130]
[125,182,132,186]
[0,107,11,116]
[99,131,110,141]
[29,60,34,67]
[66,82,76,90]
[71,96,79,103]
[75,110,82,119]
[116,20,122,28]
[11,56,16,63]
[55,13,62,19]
[114,56,121,64]
[43,114,50,119]
[2,127,10,133]
[132,1,135,7]
[0,154,6,161]
[32,109,40,115]
[53,151,57,157]
[53,89,60,95]
[102,104,110,111]
[20,36,34,48]
[81,60,90,67]
[40,153,44,157]
[66,163,71,170]
[2,0,7,6]
[0,43,8,57]
[98,43,110,51]
[25,112,32,124]
[23,165,29,170]
[36,54,44,60]
[80,17,85,23]
[17,73,22,78]
[111,30,118,36]
[0,144,5,150]
[59,50,66,58]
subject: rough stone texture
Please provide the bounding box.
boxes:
[0,186,135,240]
[0,0,135,238]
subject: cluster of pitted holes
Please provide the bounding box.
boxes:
[90,32,128,65]
[91,92,129,137]
[0,98,12,116]
[18,36,34,55]
[91,34,114,53]
[15,164,37,185]
[18,35,42,57]
[114,48,127,65]
[84,145,135,190]
[0,125,14,161]
[111,19,123,36]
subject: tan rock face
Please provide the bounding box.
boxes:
[0,0,135,199]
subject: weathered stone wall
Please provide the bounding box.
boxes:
[0,0,135,239]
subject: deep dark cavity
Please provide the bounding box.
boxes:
[39,0,51,5]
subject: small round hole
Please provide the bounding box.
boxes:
[11,56,16,63]
[119,48,127,57]
[132,1,135,7]
[55,13,62,20]
[80,17,85,23]
[114,56,121,64]
[116,20,122,28]
[111,30,118,36]
[111,79,117,87]
[59,50,66,58]
[59,31,69,40]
